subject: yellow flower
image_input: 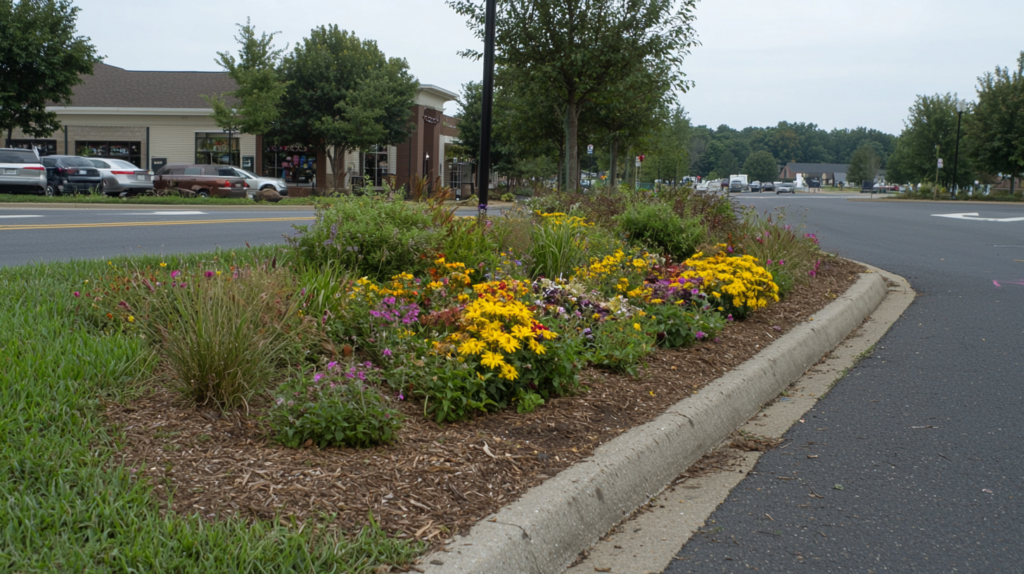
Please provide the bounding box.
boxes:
[633,323,641,331]
[499,363,519,380]
[127,315,134,323]
[458,338,486,356]
[480,351,506,369]
[159,262,167,267]
[528,338,547,354]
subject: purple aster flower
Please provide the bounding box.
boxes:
[313,373,323,382]
[327,361,338,370]
[171,270,181,278]
[696,331,706,340]
[383,348,392,357]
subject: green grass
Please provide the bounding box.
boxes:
[0,250,423,572]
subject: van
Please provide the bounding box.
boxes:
[153,164,249,198]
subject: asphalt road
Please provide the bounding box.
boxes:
[666,194,1024,572]
[0,204,488,267]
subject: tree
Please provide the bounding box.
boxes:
[967,52,1024,195]
[202,18,289,162]
[644,107,691,183]
[847,144,882,186]
[0,0,101,142]
[448,0,699,191]
[715,151,739,179]
[743,150,778,183]
[884,93,972,187]
[278,26,417,191]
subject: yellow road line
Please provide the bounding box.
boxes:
[0,216,314,231]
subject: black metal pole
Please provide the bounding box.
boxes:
[477,0,497,216]
[952,109,963,199]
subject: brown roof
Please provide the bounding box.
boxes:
[66,63,237,109]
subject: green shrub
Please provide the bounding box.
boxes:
[646,303,725,349]
[289,196,441,281]
[581,316,658,377]
[440,217,500,272]
[269,364,403,448]
[147,267,310,409]
[616,201,705,260]
[501,192,515,202]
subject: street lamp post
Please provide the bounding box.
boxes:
[952,98,967,199]
[477,0,497,218]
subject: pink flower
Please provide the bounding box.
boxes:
[313,373,323,382]
[327,361,338,370]
[727,314,734,322]
[383,348,392,357]
[398,393,405,401]
[171,270,181,278]
[204,271,215,278]
[73,291,80,297]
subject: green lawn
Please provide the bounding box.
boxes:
[0,250,421,573]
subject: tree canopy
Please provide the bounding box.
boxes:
[883,93,974,188]
[278,25,417,190]
[847,144,882,186]
[0,0,101,141]
[967,52,1024,194]
[448,0,699,191]
[743,150,778,183]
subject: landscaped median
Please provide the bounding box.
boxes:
[2,186,865,572]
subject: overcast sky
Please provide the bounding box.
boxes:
[72,0,1021,135]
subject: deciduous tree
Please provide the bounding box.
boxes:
[847,144,882,187]
[278,26,417,191]
[967,52,1024,195]
[0,0,100,142]
[743,150,778,184]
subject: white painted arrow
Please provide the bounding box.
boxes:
[932,212,1024,222]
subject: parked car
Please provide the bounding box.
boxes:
[41,155,103,195]
[720,179,729,191]
[761,181,776,193]
[217,166,288,197]
[87,158,153,196]
[749,181,762,193]
[776,182,795,194]
[153,164,249,198]
[729,179,744,193]
[0,147,47,195]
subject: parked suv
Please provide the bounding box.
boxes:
[749,181,761,193]
[153,164,249,198]
[0,148,47,195]
[729,179,744,193]
[41,155,102,195]
[88,158,154,196]
[217,166,288,197]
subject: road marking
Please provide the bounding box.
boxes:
[0,215,43,219]
[0,216,313,231]
[146,211,207,215]
[932,212,1024,222]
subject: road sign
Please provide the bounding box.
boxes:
[635,157,641,167]
[587,144,594,155]
[638,154,645,162]
[938,158,944,168]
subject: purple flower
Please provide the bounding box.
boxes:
[73,291,80,297]
[171,270,181,278]
[327,361,338,370]
[397,392,405,401]
[727,314,734,322]
[363,361,373,368]
[478,203,488,212]
[204,271,214,278]
[313,373,323,382]
[726,246,734,253]
[767,259,773,265]
[357,371,366,381]
[691,288,700,296]
[383,348,392,357]
[696,331,706,340]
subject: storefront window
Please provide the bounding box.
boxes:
[262,143,315,184]
[363,145,388,187]
[195,133,238,166]
[75,141,142,167]
[6,139,57,156]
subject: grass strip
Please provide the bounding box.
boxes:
[0,251,423,573]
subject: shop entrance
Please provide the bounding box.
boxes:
[263,144,315,184]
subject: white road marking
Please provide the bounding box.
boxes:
[932,212,1024,222]
[146,211,207,215]
[0,215,43,219]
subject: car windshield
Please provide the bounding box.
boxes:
[0,150,38,163]
[88,159,110,168]
[111,159,139,169]
[61,157,96,167]
[236,169,257,179]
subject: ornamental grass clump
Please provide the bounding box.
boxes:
[735,207,823,296]
[269,362,403,449]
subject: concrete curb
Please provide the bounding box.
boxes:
[421,271,888,574]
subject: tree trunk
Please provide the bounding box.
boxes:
[567,99,580,191]
[609,139,619,190]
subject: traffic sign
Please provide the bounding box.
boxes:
[938,158,944,168]
[587,144,594,155]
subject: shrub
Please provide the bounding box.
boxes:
[581,315,658,377]
[269,363,403,448]
[288,196,441,281]
[645,302,725,349]
[440,217,500,273]
[500,192,515,202]
[147,267,312,409]
[616,201,705,260]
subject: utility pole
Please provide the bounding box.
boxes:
[477,0,497,217]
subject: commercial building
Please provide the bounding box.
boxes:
[5,63,459,191]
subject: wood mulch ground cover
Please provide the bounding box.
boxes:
[104,257,864,549]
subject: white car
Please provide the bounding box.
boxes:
[87,158,153,196]
[220,167,288,197]
[0,148,47,195]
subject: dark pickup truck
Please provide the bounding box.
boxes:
[153,164,249,198]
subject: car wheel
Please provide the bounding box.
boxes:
[44,185,56,197]
[196,190,210,198]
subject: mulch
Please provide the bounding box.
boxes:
[104,256,864,547]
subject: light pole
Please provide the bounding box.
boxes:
[477,0,497,217]
[952,98,967,199]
